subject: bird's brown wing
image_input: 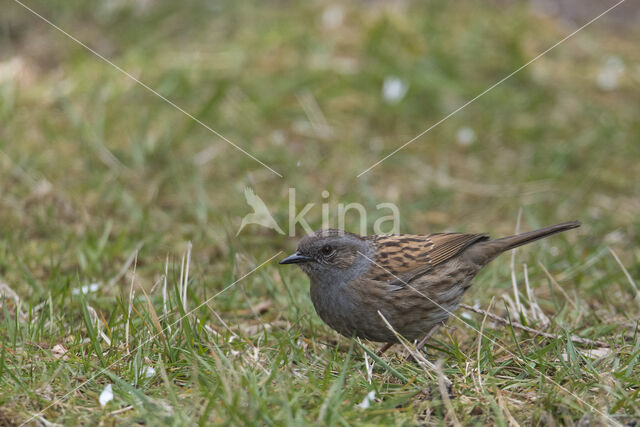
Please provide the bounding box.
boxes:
[365,233,489,287]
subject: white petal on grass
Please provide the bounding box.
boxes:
[269,130,286,146]
[72,282,100,295]
[51,344,68,360]
[585,347,611,358]
[0,57,23,83]
[559,347,610,362]
[382,77,408,104]
[456,126,476,146]
[596,56,624,91]
[99,384,114,407]
[604,230,625,244]
[296,338,308,351]
[356,390,376,409]
[143,366,156,378]
[322,5,344,29]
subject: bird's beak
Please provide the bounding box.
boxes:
[279,252,313,265]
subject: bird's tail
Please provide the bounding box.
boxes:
[490,221,581,251]
[465,221,581,265]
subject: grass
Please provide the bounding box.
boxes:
[1,0,639,424]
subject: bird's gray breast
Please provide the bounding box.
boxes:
[307,248,375,338]
[309,278,359,338]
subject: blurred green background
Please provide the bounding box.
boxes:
[1,0,639,424]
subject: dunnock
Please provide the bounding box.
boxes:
[280,222,580,346]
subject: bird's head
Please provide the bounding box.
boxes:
[279,229,374,286]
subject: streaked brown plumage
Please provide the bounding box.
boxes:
[280,221,580,343]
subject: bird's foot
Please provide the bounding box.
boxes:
[376,342,394,356]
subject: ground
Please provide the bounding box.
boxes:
[0,0,639,425]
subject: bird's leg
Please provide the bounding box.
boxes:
[405,324,441,364]
[376,342,394,356]
[379,325,440,358]
[415,324,441,352]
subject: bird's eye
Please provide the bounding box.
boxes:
[321,244,334,256]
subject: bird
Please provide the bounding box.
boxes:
[236,187,284,236]
[279,221,580,352]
